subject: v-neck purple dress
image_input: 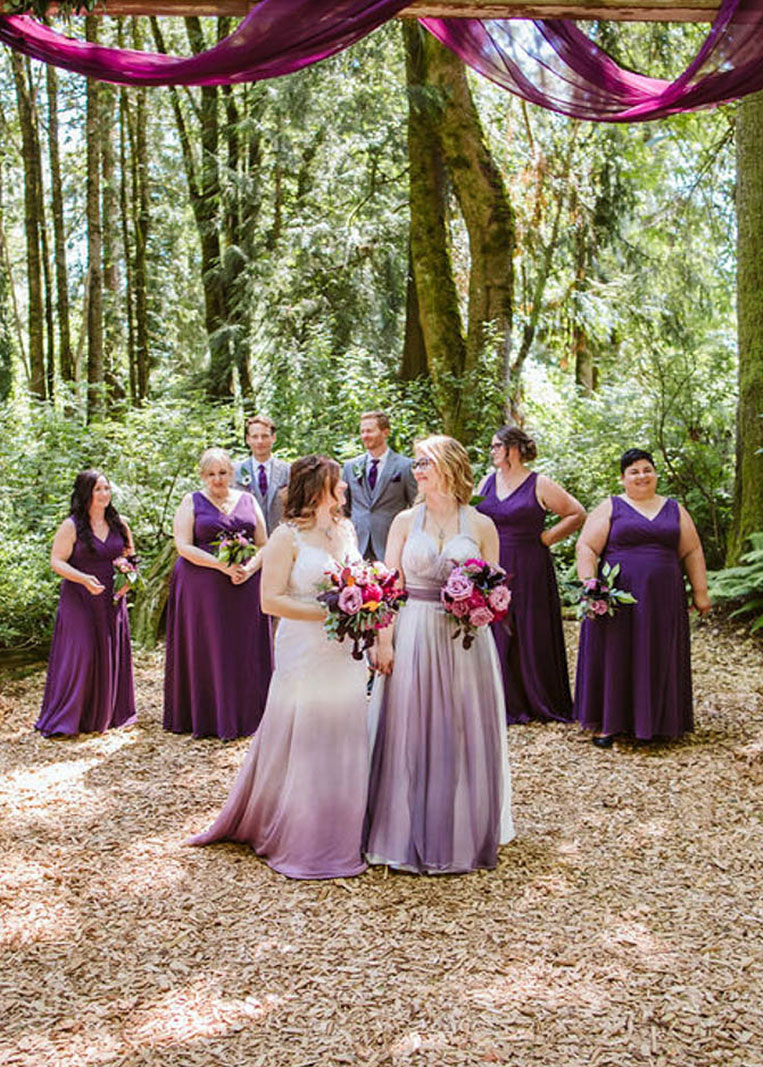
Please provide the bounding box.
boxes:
[574,496,693,740]
[477,472,572,724]
[163,492,273,740]
[36,526,137,737]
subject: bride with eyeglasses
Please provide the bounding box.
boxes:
[366,435,514,874]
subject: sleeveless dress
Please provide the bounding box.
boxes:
[574,496,693,740]
[477,471,573,724]
[188,523,370,879]
[366,505,514,874]
[36,526,136,737]
[163,491,273,740]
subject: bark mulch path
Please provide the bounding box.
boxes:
[1,623,762,1067]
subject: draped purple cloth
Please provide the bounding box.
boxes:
[422,0,763,121]
[1,0,763,120]
[0,0,410,86]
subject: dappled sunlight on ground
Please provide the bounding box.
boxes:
[0,623,762,1065]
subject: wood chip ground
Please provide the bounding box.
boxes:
[1,622,761,1066]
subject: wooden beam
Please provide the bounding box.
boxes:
[56,0,720,21]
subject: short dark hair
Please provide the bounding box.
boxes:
[493,425,537,463]
[620,448,655,474]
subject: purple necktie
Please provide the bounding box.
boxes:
[368,458,379,491]
[258,463,268,497]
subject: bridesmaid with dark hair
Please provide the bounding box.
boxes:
[477,425,585,724]
[163,447,272,740]
[574,448,711,747]
[36,470,137,738]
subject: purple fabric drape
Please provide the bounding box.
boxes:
[422,0,763,121]
[1,0,763,120]
[0,0,410,86]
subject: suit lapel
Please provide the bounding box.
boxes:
[352,454,372,505]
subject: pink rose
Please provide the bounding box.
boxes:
[592,599,609,615]
[338,585,363,615]
[468,606,494,628]
[445,572,474,600]
[488,585,511,613]
[450,598,471,619]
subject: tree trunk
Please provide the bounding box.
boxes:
[46,64,74,383]
[11,52,46,400]
[404,21,466,437]
[119,78,137,404]
[401,246,428,379]
[0,161,13,401]
[424,33,514,389]
[85,16,104,421]
[101,75,122,402]
[727,90,763,564]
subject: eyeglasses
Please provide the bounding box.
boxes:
[488,443,504,452]
[411,458,433,471]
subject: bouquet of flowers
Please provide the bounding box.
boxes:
[113,554,141,603]
[211,531,258,566]
[317,560,408,660]
[576,562,637,620]
[440,558,511,650]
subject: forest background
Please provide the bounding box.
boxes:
[0,17,761,655]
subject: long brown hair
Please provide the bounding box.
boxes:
[70,470,128,554]
[284,455,340,525]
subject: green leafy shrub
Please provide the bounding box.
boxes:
[707,533,763,634]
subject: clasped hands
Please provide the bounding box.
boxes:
[226,561,255,585]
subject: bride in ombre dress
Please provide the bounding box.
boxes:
[189,455,369,879]
[366,435,514,874]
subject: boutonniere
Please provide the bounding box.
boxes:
[352,462,364,482]
[240,466,252,487]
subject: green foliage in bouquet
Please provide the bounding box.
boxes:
[707,533,763,634]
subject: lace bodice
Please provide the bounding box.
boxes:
[287,521,362,601]
[402,506,480,590]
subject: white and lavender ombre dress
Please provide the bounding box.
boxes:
[366,505,515,874]
[189,522,369,879]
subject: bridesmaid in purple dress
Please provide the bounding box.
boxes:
[163,448,272,740]
[477,426,585,724]
[574,449,711,746]
[36,470,137,738]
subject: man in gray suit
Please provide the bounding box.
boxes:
[234,415,291,535]
[342,410,417,561]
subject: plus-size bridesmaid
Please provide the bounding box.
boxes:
[163,448,272,740]
[574,448,711,745]
[36,470,137,738]
[477,426,585,724]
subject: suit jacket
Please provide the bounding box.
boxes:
[233,455,291,535]
[342,449,417,560]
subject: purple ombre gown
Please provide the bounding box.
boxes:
[477,471,573,724]
[189,522,369,879]
[163,492,272,740]
[36,527,136,737]
[574,496,693,740]
[366,506,514,874]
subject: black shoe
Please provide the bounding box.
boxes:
[592,734,614,748]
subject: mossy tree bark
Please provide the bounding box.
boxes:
[85,17,105,421]
[11,52,46,401]
[727,90,763,564]
[404,23,514,441]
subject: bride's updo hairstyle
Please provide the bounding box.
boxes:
[285,455,341,525]
[415,435,473,506]
[493,425,537,463]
